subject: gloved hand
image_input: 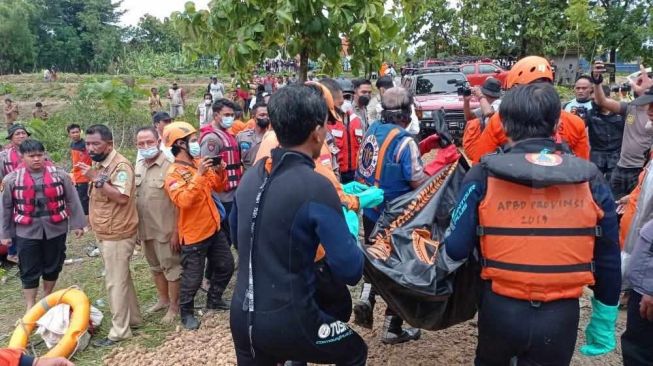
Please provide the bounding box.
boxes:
[580,297,619,356]
[342,207,359,242]
[342,181,369,195]
[418,134,440,155]
[357,186,384,209]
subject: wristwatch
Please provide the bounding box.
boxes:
[94,177,107,188]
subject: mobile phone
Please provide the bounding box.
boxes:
[210,156,223,166]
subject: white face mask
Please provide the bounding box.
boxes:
[342,100,353,113]
[139,146,159,159]
[188,142,201,157]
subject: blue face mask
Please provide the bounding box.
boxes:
[220,116,235,129]
[139,146,159,160]
[188,142,201,157]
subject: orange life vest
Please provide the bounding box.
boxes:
[477,151,603,302]
[327,111,363,174]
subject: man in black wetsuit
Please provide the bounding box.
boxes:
[229,84,368,365]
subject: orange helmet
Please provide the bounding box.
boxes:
[305,81,342,123]
[506,56,554,88]
[162,121,196,147]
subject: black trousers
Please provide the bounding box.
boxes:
[610,165,643,200]
[231,304,367,366]
[590,150,620,184]
[17,234,67,289]
[75,182,90,216]
[475,283,580,366]
[622,290,653,366]
[205,201,233,280]
[180,230,234,311]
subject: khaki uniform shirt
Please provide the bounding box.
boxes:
[236,128,265,170]
[89,149,138,240]
[135,153,177,243]
[0,167,86,240]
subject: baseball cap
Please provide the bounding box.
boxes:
[152,111,172,124]
[481,78,502,98]
[6,124,30,140]
[632,88,653,106]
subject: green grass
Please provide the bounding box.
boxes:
[0,234,184,366]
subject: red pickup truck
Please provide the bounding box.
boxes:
[460,62,508,87]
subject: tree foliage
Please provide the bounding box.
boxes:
[125,14,182,53]
[173,0,400,81]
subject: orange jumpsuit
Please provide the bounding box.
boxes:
[465,111,590,163]
[164,160,227,245]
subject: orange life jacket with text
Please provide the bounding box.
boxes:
[477,151,603,302]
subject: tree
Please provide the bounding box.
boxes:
[32,0,124,72]
[0,0,37,74]
[125,14,182,53]
[173,0,400,81]
[594,0,653,64]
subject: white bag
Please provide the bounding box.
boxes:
[35,304,104,351]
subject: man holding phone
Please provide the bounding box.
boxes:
[591,61,653,199]
[163,121,234,330]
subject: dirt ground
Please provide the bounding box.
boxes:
[102,291,627,366]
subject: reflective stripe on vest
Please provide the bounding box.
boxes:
[12,165,69,225]
[3,147,20,176]
[201,126,243,191]
[478,176,602,302]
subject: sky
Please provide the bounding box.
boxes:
[119,0,210,26]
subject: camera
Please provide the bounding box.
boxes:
[448,79,471,97]
[573,106,588,120]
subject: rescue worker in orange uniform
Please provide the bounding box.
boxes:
[438,83,621,365]
[464,56,589,163]
[322,78,364,184]
[67,124,91,221]
[255,82,360,213]
[0,348,73,366]
[163,121,234,330]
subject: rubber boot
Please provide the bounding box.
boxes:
[180,308,200,330]
[353,283,375,329]
[381,315,421,345]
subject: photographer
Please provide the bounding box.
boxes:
[463,78,502,126]
[585,86,626,183]
[592,61,653,199]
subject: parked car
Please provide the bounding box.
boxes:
[460,62,508,87]
[401,67,479,145]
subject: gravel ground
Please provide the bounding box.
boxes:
[103,291,627,366]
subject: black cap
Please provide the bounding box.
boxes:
[632,88,653,106]
[6,124,30,140]
[152,111,172,124]
[481,78,502,98]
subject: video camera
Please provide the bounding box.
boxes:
[448,79,471,97]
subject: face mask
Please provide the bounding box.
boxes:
[139,146,159,160]
[89,152,108,162]
[188,142,201,157]
[358,95,371,107]
[220,116,235,129]
[205,99,212,105]
[256,118,270,128]
[172,86,178,90]
[342,100,353,113]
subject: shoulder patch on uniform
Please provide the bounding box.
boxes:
[116,170,128,183]
[626,114,635,125]
[0,182,4,193]
[208,141,216,152]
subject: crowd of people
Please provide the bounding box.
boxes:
[1,54,653,366]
